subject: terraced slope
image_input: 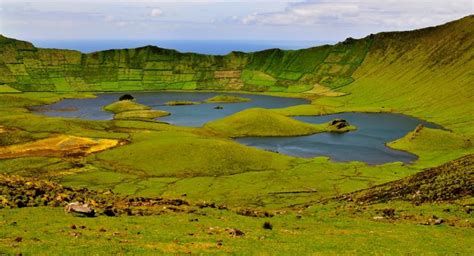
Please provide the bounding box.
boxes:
[0,34,371,92]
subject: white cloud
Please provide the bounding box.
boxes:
[150,8,163,17]
[238,0,474,28]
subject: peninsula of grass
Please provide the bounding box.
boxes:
[204,108,356,137]
[114,110,170,120]
[165,101,200,106]
[104,100,169,120]
[204,95,251,104]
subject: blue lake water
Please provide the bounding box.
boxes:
[32,92,442,164]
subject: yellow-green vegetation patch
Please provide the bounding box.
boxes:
[114,110,170,120]
[160,158,417,208]
[388,125,474,168]
[272,104,338,116]
[204,95,250,104]
[103,100,150,114]
[94,130,295,177]
[103,100,169,120]
[165,101,200,106]
[0,135,122,159]
[0,84,21,93]
[204,108,355,137]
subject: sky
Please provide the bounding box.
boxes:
[0,0,473,42]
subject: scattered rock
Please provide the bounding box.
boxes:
[330,119,350,129]
[214,105,224,110]
[236,208,274,218]
[226,228,245,237]
[381,208,396,218]
[263,221,273,230]
[64,202,95,217]
[373,216,384,220]
[434,218,445,225]
[103,206,117,217]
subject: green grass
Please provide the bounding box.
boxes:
[204,108,356,137]
[387,126,474,168]
[92,130,295,178]
[165,101,199,106]
[1,205,472,255]
[103,100,170,120]
[103,100,150,114]
[204,95,250,103]
[0,84,20,93]
[114,110,170,120]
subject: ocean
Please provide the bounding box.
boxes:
[30,40,333,55]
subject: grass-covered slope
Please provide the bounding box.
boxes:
[0,31,371,92]
[103,100,151,113]
[103,100,170,120]
[387,125,474,167]
[343,154,473,204]
[204,108,355,137]
[339,15,474,135]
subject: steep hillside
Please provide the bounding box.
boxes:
[342,154,473,204]
[0,35,371,92]
[340,15,474,135]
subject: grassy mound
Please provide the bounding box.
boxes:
[94,131,295,177]
[204,95,251,103]
[104,101,169,120]
[204,108,355,137]
[114,110,169,120]
[342,154,473,204]
[103,101,150,114]
[165,101,199,106]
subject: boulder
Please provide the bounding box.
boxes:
[330,119,350,129]
[64,202,95,217]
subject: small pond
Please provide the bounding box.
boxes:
[32,92,442,164]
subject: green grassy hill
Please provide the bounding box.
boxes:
[0,31,371,93]
[340,15,474,135]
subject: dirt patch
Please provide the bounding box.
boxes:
[0,135,122,159]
